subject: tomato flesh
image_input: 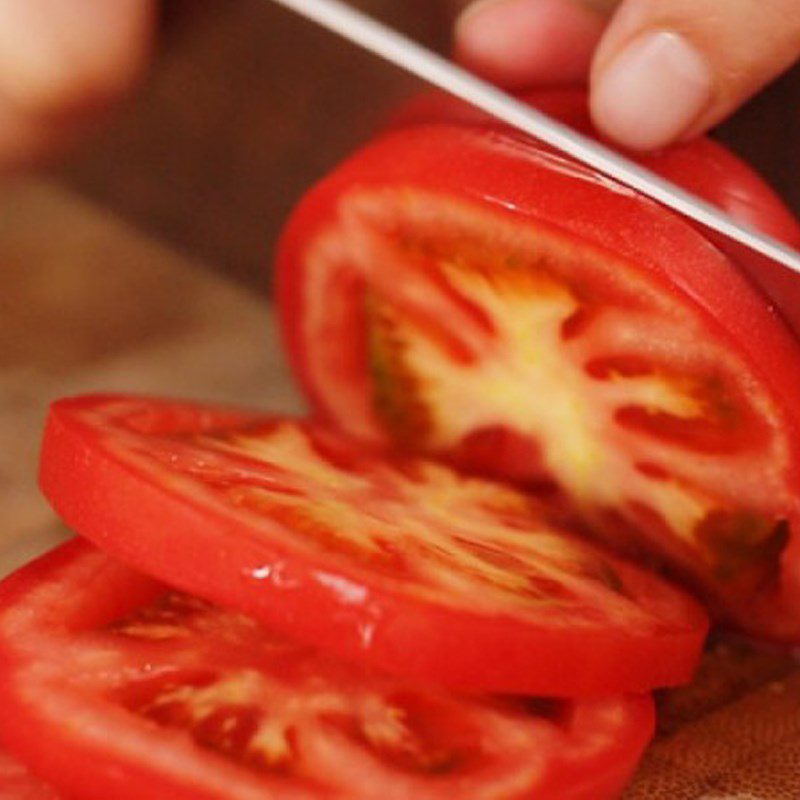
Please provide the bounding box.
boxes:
[39,394,708,695]
[277,123,800,641]
[357,190,788,587]
[0,748,60,800]
[0,540,655,800]
[391,86,800,303]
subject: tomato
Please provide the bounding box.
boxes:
[275,118,800,642]
[0,539,655,800]
[0,749,60,799]
[391,88,800,337]
[39,394,707,695]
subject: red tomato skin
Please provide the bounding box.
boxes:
[278,124,800,446]
[391,88,800,336]
[39,395,709,696]
[276,121,800,639]
[0,540,656,800]
[0,542,189,800]
[0,542,257,800]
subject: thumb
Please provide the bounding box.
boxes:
[590,0,800,151]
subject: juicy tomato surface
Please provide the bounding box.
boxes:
[391,87,800,336]
[0,749,60,800]
[39,395,707,696]
[276,118,800,642]
[0,540,655,800]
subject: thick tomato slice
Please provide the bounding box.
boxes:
[40,395,707,695]
[0,540,655,800]
[392,88,800,338]
[0,749,60,800]
[276,121,800,642]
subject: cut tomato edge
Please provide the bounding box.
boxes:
[38,397,708,696]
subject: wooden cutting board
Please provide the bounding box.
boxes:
[2,178,798,799]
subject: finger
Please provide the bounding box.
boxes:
[455,0,619,86]
[590,0,800,151]
[0,0,156,166]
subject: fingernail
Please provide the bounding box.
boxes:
[592,31,713,151]
[457,0,606,85]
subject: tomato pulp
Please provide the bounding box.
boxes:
[277,118,800,641]
[0,540,655,800]
[0,748,60,799]
[39,394,708,696]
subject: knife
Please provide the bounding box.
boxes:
[269,0,800,277]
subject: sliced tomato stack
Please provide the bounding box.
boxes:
[1,393,701,799]
[1,93,799,799]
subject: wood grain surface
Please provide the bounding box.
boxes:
[1,176,798,798]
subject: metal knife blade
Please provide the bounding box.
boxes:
[269,0,800,277]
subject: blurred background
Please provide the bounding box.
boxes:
[59,0,451,289]
[0,0,799,563]
[56,0,800,288]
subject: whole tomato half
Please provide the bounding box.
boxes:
[0,539,655,800]
[276,103,800,643]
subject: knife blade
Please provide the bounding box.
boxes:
[269,0,800,277]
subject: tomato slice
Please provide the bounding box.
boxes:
[39,394,707,695]
[391,88,800,339]
[0,540,655,800]
[276,121,800,642]
[0,749,60,800]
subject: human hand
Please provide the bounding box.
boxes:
[0,0,154,167]
[454,0,800,151]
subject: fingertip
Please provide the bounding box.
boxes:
[455,0,606,87]
[590,31,713,151]
[0,0,156,120]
